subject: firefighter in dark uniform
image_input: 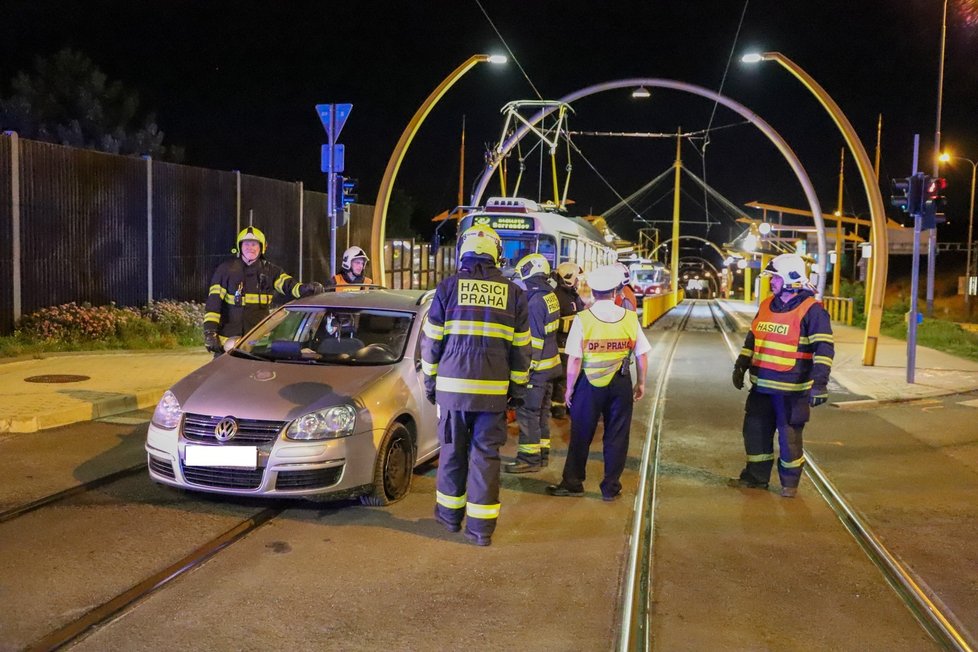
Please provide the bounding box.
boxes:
[331,246,373,291]
[203,227,323,354]
[548,265,650,501]
[505,253,562,473]
[421,224,530,546]
[550,262,585,419]
[731,253,834,498]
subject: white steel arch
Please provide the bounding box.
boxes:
[470,79,828,296]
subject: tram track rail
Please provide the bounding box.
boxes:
[709,300,974,652]
[0,462,147,525]
[618,299,974,651]
[24,505,284,651]
[618,299,695,650]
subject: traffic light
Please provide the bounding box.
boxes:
[922,176,947,229]
[890,177,910,213]
[341,177,358,206]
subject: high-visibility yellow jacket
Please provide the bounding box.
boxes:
[204,257,303,338]
[579,308,640,387]
[524,275,562,383]
[421,257,531,411]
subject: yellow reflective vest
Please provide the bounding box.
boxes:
[578,309,639,387]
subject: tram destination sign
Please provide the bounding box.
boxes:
[473,215,536,231]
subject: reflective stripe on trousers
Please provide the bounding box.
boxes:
[741,390,810,488]
[515,381,553,466]
[434,410,507,538]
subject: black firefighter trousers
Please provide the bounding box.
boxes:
[741,389,810,489]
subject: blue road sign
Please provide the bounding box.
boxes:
[321,144,345,173]
[315,103,352,143]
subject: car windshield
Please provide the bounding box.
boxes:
[235,307,414,365]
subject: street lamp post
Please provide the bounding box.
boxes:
[742,51,889,367]
[941,153,977,314]
[370,54,506,283]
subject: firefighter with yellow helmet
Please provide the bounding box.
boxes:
[548,264,650,501]
[421,224,531,546]
[504,253,562,473]
[203,226,323,354]
[731,253,834,498]
[550,262,586,418]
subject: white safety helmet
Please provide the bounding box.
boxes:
[762,253,812,291]
[615,262,631,285]
[556,262,583,286]
[587,265,625,293]
[516,253,551,280]
[341,246,369,271]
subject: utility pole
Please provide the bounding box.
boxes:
[928,0,949,316]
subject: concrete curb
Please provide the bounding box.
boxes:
[0,386,167,434]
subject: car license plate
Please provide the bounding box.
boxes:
[185,445,257,468]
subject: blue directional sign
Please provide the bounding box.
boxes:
[321,144,345,173]
[315,103,352,143]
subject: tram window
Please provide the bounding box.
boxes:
[537,236,556,267]
[559,236,577,264]
[501,236,536,267]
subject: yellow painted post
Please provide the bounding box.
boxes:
[758,253,772,303]
[671,130,682,302]
[744,265,753,303]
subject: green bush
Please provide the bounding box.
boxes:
[3,299,205,357]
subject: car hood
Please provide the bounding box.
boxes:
[170,355,394,422]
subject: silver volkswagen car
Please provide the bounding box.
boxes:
[145,289,438,505]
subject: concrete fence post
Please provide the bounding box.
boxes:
[5,131,21,323]
[144,155,153,303]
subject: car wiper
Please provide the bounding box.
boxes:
[228,349,269,361]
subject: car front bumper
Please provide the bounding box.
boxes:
[145,421,377,498]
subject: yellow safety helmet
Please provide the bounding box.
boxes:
[236,226,267,256]
[458,224,502,263]
[516,253,551,280]
[556,262,583,286]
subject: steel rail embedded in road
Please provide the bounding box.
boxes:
[618,299,696,651]
[0,462,147,525]
[805,454,974,652]
[25,506,283,651]
[712,300,974,652]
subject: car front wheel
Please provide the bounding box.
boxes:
[360,422,415,506]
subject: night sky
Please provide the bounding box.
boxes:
[4,0,978,249]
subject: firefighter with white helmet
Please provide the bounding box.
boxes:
[203,226,323,355]
[614,262,638,311]
[548,264,651,501]
[505,253,562,473]
[731,253,834,498]
[550,262,585,418]
[331,246,373,290]
[421,223,530,546]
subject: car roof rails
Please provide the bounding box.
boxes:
[417,289,436,305]
[320,284,388,292]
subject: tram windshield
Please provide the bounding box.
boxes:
[499,235,556,269]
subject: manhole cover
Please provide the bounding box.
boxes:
[24,374,90,384]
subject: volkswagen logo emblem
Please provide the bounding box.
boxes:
[214,416,238,442]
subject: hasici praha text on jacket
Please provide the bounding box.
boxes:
[421,264,532,412]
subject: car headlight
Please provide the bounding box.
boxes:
[286,405,357,440]
[152,390,183,429]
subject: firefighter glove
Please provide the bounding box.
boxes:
[204,331,223,354]
[299,281,325,297]
[810,388,828,407]
[732,365,746,390]
[507,395,525,409]
[425,390,436,405]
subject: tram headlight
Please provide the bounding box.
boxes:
[151,390,183,430]
[287,405,357,440]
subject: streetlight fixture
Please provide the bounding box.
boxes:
[631,85,651,99]
[370,54,507,282]
[741,51,889,367]
[940,151,977,314]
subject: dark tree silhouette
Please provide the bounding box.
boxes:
[0,48,182,160]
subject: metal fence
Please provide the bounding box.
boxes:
[0,132,456,334]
